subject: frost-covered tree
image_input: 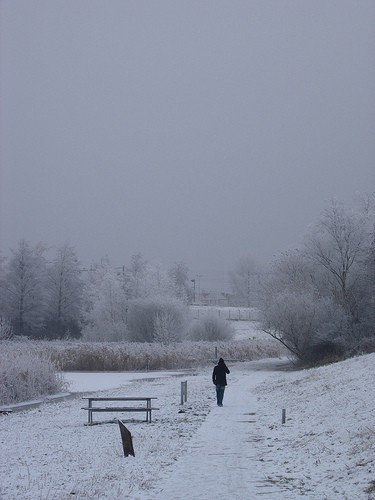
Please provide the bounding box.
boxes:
[82,259,128,341]
[305,202,373,340]
[122,253,148,300]
[122,256,181,301]
[2,240,47,337]
[0,255,7,318]
[304,200,371,323]
[262,287,347,361]
[261,197,374,362]
[154,309,181,345]
[144,261,175,298]
[261,250,349,362]
[360,223,375,339]
[168,261,192,304]
[45,244,84,339]
[229,256,262,307]
[81,256,189,342]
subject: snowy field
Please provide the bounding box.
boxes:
[0,353,374,499]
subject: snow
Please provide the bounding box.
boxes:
[0,354,374,499]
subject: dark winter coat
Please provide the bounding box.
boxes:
[212,358,230,386]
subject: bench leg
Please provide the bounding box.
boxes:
[88,400,93,425]
[146,400,151,423]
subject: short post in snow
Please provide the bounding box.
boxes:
[118,420,135,457]
[215,346,218,360]
[282,408,286,424]
[180,381,188,405]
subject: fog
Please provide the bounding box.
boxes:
[1,1,374,288]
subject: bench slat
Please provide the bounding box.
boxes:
[82,397,157,401]
[81,407,159,412]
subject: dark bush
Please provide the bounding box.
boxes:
[307,340,345,366]
[352,337,375,356]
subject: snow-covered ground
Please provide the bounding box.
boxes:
[0,354,374,499]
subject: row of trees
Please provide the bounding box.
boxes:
[0,246,193,340]
[0,243,84,339]
[1,195,373,359]
[260,197,375,363]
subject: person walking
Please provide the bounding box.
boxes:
[212,358,230,406]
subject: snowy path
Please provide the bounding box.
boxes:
[153,364,282,499]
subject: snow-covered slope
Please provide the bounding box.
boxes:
[254,353,375,499]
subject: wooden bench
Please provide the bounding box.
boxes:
[82,397,158,425]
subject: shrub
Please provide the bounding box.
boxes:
[0,316,13,340]
[0,340,66,405]
[127,296,189,343]
[261,290,348,363]
[188,314,234,341]
[307,340,345,366]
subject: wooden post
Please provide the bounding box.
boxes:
[118,420,135,457]
[88,398,93,425]
[215,346,218,360]
[180,381,187,405]
[282,408,286,424]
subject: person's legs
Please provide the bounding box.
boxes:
[217,386,225,406]
[220,386,225,405]
[215,385,221,405]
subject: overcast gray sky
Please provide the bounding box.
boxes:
[1,1,374,288]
